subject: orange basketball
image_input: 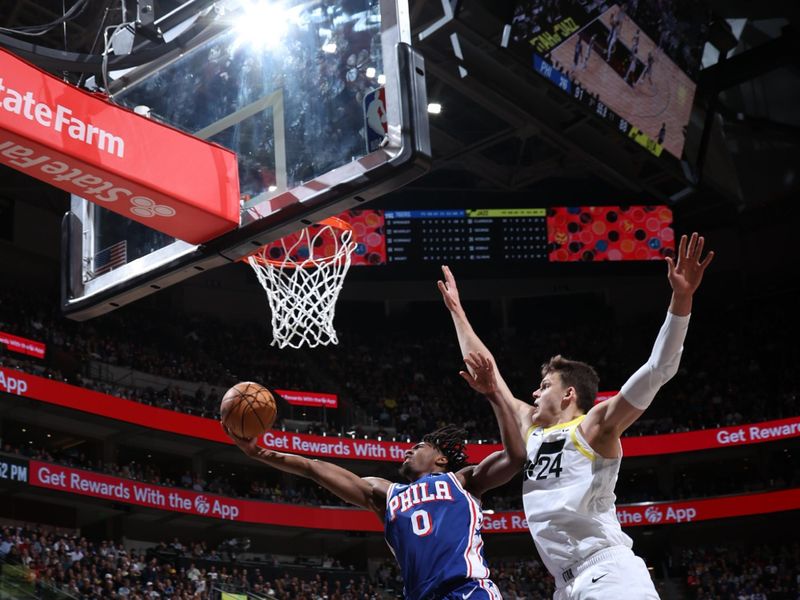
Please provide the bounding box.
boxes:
[220,382,277,438]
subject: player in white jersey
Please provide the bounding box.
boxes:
[439,233,714,599]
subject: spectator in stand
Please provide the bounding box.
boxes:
[1,280,798,442]
[682,543,799,598]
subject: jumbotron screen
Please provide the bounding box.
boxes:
[262,206,674,266]
[508,1,710,158]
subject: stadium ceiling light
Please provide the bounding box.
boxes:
[427,102,442,114]
[322,42,337,53]
[232,1,290,49]
[365,67,376,78]
[377,74,386,84]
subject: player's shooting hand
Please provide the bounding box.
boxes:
[221,422,260,457]
[460,352,499,397]
[437,265,463,313]
[666,232,714,298]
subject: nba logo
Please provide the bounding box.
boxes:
[363,87,387,153]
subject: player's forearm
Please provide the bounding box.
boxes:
[466,397,527,494]
[451,311,519,404]
[668,292,692,317]
[449,308,490,358]
[620,310,690,411]
[253,449,348,489]
[253,449,370,509]
[487,391,527,465]
[252,448,315,478]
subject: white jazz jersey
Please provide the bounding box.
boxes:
[521,416,633,579]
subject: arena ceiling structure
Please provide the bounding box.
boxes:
[0,0,798,244]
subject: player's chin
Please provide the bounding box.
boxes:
[398,461,413,480]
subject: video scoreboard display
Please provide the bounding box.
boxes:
[258,206,675,266]
[507,1,710,159]
[532,56,661,157]
[383,209,548,263]
[288,205,675,266]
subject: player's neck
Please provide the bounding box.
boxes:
[538,407,585,429]
[410,469,444,482]
[557,406,585,426]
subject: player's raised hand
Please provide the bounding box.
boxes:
[460,352,499,397]
[221,422,259,457]
[437,265,463,313]
[666,232,714,297]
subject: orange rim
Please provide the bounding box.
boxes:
[242,216,354,268]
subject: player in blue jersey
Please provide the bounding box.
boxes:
[223,352,525,600]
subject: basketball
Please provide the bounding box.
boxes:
[220,382,277,438]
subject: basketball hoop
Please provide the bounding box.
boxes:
[244,217,357,349]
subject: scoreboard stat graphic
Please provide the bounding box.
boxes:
[288,206,673,266]
[420,217,469,261]
[386,209,549,263]
[547,206,674,261]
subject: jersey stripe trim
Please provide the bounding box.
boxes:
[570,424,595,461]
[447,472,476,577]
[478,578,502,600]
[446,472,487,580]
[386,482,396,507]
[543,415,586,434]
[383,483,398,561]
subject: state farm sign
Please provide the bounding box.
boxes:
[0,48,239,244]
[0,78,124,157]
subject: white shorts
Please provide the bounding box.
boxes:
[553,546,659,600]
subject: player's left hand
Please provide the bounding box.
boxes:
[666,232,714,297]
[460,352,499,397]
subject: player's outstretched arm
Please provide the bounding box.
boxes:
[582,233,714,456]
[438,265,531,435]
[222,424,390,518]
[458,352,527,498]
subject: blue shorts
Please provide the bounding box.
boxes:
[438,579,502,600]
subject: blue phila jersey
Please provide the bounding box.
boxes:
[384,472,489,600]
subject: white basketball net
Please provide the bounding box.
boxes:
[247,221,357,349]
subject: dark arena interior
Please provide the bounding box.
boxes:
[0,1,799,599]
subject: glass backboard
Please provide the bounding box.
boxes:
[62,0,429,320]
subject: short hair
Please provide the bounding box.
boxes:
[422,425,468,472]
[541,355,599,414]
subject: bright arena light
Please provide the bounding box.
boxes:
[233,1,289,49]
[427,102,442,114]
[365,67,376,78]
[268,185,277,192]
[322,42,337,53]
[377,74,386,85]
